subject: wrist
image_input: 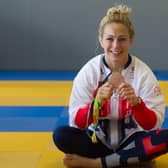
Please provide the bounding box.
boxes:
[132,97,141,106]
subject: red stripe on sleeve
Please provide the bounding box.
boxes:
[74,103,93,129]
[74,84,101,129]
[132,98,157,130]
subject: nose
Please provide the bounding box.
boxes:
[113,39,120,49]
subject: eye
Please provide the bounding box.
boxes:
[106,38,113,41]
[118,38,127,42]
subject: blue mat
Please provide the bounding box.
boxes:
[0,70,167,80]
[0,71,167,131]
[0,71,77,80]
[0,106,167,131]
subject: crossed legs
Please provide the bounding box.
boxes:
[53,126,168,168]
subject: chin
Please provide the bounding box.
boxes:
[110,56,121,62]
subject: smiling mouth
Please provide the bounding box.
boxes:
[110,51,122,56]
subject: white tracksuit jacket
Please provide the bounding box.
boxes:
[69,54,165,150]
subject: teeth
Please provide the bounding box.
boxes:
[112,51,120,54]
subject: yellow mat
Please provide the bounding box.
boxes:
[0,81,167,106]
[0,81,72,106]
[0,81,167,167]
[0,132,168,168]
[159,81,168,105]
[0,152,41,168]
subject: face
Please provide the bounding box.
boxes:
[99,22,134,70]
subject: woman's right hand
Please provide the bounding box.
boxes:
[96,81,114,106]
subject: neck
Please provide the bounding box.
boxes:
[109,63,123,72]
[107,59,128,72]
[103,54,131,72]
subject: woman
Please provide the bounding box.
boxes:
[53,5,167,168]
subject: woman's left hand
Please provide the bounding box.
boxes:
[118,82,140,106]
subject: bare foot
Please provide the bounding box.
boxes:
[63,154,102,168]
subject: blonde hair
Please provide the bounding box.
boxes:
[99,5,135,38]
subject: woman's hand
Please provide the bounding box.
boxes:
[96,81,114,106]
[118,82,140,106]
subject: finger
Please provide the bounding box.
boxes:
[118,88,130,98]
[100,85,114,95]
[118,82,128,89]
[119,89,135,100]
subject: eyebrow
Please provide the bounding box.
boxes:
[103,33,129,38]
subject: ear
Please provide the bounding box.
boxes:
[98,36,104,48]
[129,36,134,47]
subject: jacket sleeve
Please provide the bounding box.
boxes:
[131,98,157,130]
[68,60,101,129]
[133,65,165,130]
